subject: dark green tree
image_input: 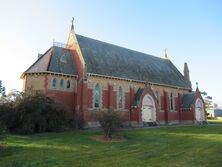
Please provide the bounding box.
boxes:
[0,90,73,134]
[0,80,6,97]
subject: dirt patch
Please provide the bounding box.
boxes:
[91,135,126,143]
[0,144,8,150]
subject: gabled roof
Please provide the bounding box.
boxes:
[76,34,191,89]
[24,46,77,76]
[181,92,196,109]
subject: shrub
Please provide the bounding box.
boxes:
[0,91,73,134]
[0,102,13,132]
[0,122,6,136]
[95,109,123,138]
[10,93,71,134]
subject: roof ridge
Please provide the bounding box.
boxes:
[46,47,54,71]
[76,34,164,60]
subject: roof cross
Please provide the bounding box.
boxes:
[196,82,199,91]
[71,17,74,30]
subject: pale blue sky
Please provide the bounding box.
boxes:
[0,0,221,106]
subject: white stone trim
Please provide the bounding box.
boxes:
[23,71,77,78]
[87,73,191,91]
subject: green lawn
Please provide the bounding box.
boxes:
[208,119,222,124]
[1,126,222,167]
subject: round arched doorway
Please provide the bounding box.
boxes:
[195,98,205,121]
[141,94,156,122]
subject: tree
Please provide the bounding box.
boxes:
[0,81,7,136]
[201,91,214,117]
[94,109,123,138]
[0,80,6,97]
[201,92,213,108]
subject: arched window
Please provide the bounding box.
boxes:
[155,91,160,106]
[52,78,57,88]
[170,93,174,110]
[66,80,70,88]
[60,79,64,88]
[94,84,101,108]
[117,86,123,108]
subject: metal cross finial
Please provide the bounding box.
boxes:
[196,82,199,89]
[71,17,74,29]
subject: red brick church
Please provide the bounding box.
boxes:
[21,21,206,127]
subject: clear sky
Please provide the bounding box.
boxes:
[0,0,221,106]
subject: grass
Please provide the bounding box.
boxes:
[208,119,222,124]
[1,125,222,167]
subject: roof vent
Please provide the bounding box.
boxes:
[37,54,42,59]
[53,41,67,48]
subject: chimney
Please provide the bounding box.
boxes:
[184,62,192,88]
[184,62,190,81]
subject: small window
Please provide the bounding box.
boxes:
[52,78,57,88]
[66,80,70,88]
[117,86,123,108]
[60,79,64,88]
[94,84,101,108]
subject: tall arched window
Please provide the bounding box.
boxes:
[60,79,64,88]
[94,84,101,108]
[66,80,70,88]
[170,93,174,110]
[117,86,123,108]
[155,91,160,107]
[52,78,57,88]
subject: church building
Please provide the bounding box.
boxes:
[21,21,206,127]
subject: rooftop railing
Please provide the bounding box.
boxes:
[53,41,69,48]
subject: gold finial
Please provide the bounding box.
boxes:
[71,17,74,30]
[164,48,168,59]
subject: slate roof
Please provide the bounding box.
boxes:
[24,34,191,89]
[25,46,77,76]
[76,34,191,89]
[181,92,196,109]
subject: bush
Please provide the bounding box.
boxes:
[0,91,73,134]
[0,122,6,136]
[95,109,123,138]
[0,103,12,132]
